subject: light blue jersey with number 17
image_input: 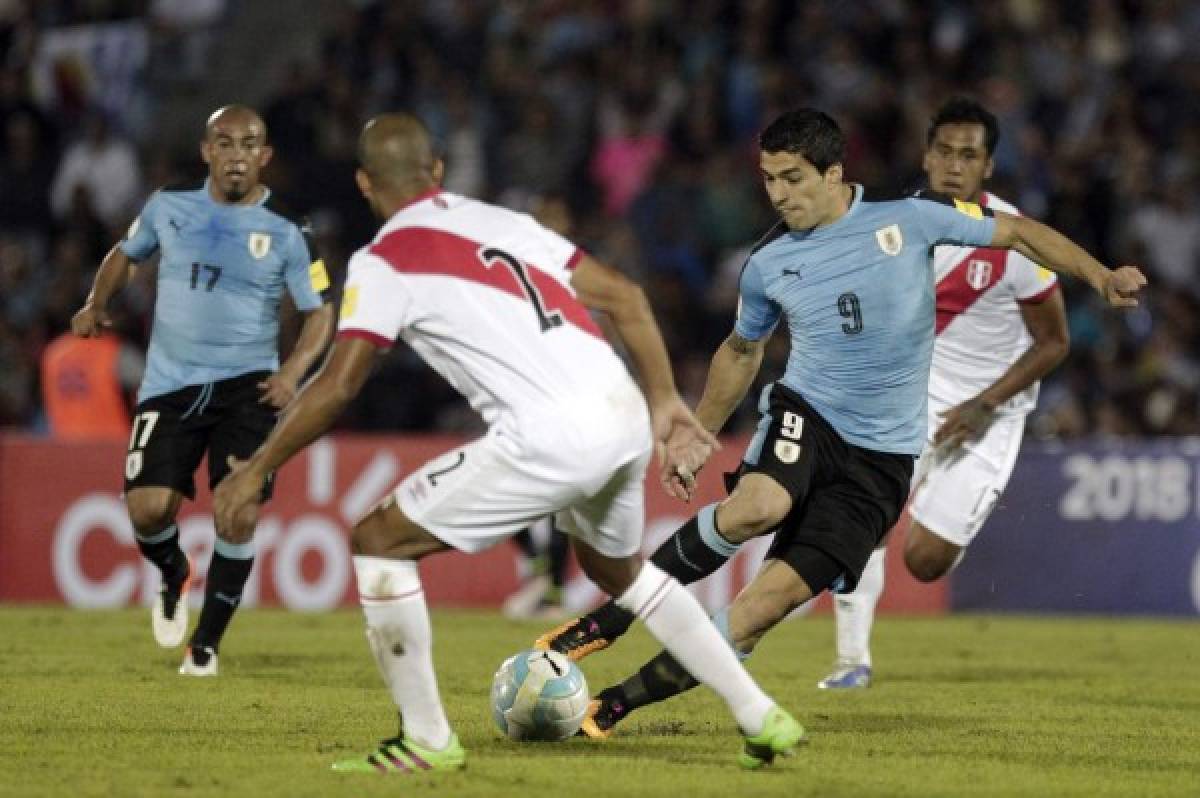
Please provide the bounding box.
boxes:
[120,179,327,402]
[735,187,997,455]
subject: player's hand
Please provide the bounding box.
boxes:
[213,456,265,542]
[933,396,996,450]
[258,372,299,410]
[1102,266,1147,308]
[70,304,111,338]
[649,395,720,502]
[662,437,714,501]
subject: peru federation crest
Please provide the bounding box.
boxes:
[248,232,272,259]
[875,224,902,256]
[966,259,993,290]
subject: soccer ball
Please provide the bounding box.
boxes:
[490,649,590,741]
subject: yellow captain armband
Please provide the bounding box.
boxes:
[1036,265,1054,282]
[952,198,984,219]
[340,285,359,319]
[309,259,331,293]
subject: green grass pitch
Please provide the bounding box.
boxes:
[1,607,1196,797]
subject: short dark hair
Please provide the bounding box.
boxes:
[927,97,999,155]
[758,108,845,173]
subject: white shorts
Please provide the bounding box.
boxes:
[394,391,652,559]
[908,399,1026,548]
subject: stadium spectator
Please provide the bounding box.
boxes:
[50,112,142,231]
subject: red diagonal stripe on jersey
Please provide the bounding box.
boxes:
[935,248,1007,335]
[369,226,603,339]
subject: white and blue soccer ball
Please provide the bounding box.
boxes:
[491,649,590,741]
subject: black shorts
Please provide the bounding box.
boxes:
[738,383,914,593]
[123,370,277,501]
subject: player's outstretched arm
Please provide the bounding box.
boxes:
[71,245,136,337]
[259,302,336,409]
[990,213,1147,307]
[213,337,377,537]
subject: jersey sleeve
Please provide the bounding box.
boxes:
[733,258,780,341]
[118,193,162,261]
[336,250,414,348]
[1007,251,1059,303]
[910,191,997,250]
[282,221,329,311]
[522,213,585,273]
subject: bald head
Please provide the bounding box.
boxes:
[358,113,438,188]
[205,104,267,142]
[201,104,272,204]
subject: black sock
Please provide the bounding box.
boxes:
[584,599,636,640]
[191,551,254,651]
[512,527,538,560]
[649,515,733,585]
[582,515,733,643]
[134,524,188,585]
[547,527,570,588]
[617,650,699,714]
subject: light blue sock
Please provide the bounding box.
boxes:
[134,523,178,545]
[697,503,740,558]
[213,537,255,560]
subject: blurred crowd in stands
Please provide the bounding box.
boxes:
[2,0,1199,438]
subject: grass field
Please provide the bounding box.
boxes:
[1,607,1197,797]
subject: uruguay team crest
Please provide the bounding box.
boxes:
[774,440,801,464]
[248,232,272,259]
[966,259,993,290]
[875,224,902,256]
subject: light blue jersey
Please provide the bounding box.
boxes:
[736,187,997,455]
[121,180,328,401]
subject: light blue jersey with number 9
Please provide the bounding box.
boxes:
[735,188,996,455]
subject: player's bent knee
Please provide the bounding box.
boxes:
[125,488,180,534]
[215,504,258,545]
[905,550,955,583]
[572,539,640,597]
[904,524,960,583]
[718,487,791,541]
[350,498,447,561]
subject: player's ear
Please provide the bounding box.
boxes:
[825,162,844,186]
[258,144,274,168]
[983,155,994,181]
[200,138,212,165]
[354,168,373,199]
[431,158,445,185]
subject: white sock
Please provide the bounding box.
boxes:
[833,547,886,667]
[615,562,775,735]
[354,555,452,750]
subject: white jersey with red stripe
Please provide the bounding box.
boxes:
[336,189,642,434]
[929,192,1058,417]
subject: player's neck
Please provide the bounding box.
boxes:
[376,180,440,217]
[815,183,855,228]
